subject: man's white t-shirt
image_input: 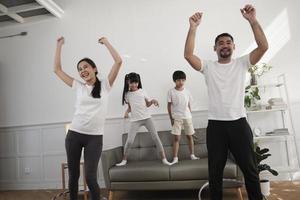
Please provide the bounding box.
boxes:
[167,88,193,119]
[125,89,151,122]
[200,54,250,120]
[69,78,111,135]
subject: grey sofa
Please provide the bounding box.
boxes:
[101,128,243,200]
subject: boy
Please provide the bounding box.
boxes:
[167,70,199,164]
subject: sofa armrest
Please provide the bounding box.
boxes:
[101,146,123,189]
[227,152,243,181]
[236,166,244,181]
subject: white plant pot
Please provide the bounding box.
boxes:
[260,179,270,196]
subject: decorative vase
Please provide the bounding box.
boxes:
[260,179,270,196]
[251,99,262,111]
[250,74,258,85]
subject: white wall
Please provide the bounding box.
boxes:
[0,0,300,190]
[0,0,299,127]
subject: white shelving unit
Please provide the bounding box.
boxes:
[246,74,300,176]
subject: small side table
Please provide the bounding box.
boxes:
[61,161,88,200]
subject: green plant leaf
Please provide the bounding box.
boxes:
[255,144,279,176]
[259,148,269,154]
[245,96,251,108]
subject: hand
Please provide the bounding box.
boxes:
[98,37,108,44]
[152,99,159,107]
[171,119,174,126]
[57,36,64,46]
[124,112,129,119]
[189,12,203,28]
[240,4,257,23]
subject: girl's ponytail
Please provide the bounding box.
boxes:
[122,74,129,105]
[137,73,142,89]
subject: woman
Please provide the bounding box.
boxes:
[54,36,122,200]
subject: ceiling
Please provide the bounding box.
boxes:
[0,0,64,27]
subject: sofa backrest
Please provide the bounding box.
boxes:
[122,128,208,161]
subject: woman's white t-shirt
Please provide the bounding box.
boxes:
[200,54,250,120]
[69,78,111,135]
[125,89,151,122]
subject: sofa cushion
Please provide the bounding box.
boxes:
[169,158,237,181]
[122,128,208,161]
[109,160,170,182]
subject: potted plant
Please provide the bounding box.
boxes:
[245,85,261,110]
[254,142,279,197]
[245,63,272,109]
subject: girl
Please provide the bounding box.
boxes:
[54,36,122,200]
[116,72,171,166]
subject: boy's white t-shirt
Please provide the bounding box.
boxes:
[69,78,111,135]
[125,89,151,122]
[200,54,250,120]
[167,88,193,119]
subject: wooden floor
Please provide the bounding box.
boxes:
[0,181,300,200]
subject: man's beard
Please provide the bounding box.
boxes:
[220,48,232,58]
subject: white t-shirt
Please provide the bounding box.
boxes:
[167,88,193,119]
[69,78,111,135]
[125,89,151,122]
[200,54,250,120]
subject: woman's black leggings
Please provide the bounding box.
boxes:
[207,117,262,200]
[65,130,103,200]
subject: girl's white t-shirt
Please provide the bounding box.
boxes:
[200,54,250,120]
[69,78,111,135]
[125,89,151,122]
[167,88,193,119]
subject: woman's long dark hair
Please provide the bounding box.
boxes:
[122,72,142,105]
[77,58,101,99]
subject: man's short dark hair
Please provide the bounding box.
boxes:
[215,33,234,45]
[173,70,186,82]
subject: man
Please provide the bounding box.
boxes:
[184,4,268,200]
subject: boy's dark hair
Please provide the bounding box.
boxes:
[122,72,143,105]
[214,33,234,45]
[77,58,101,99]
[172,70,186,82]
